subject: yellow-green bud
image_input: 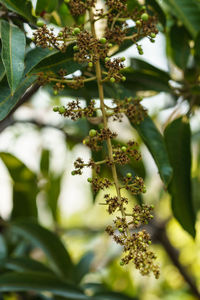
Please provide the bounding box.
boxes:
[89,129,97,137]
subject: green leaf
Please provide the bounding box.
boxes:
[0,75,36,121]
[11,220,75,280]
[146,0,166,26]
[168,25,190,69]
[3,257,53,274]
[164,117,196,237]
[1,21,26,94]
[24,47,58,75]
[0,235,8,260]
[0,152,38,219]
[58,3,75,27]
[0,272,89,299]
[40,149,50,177]
[0,0,35,23]
[93,292,138,300]
[36,0,58,14]
[163,0,200,38]
[0,57,5,82]
[132,116,173,186]
[75,252,94,284]
[194,32,200,62]
[32,44,81,74]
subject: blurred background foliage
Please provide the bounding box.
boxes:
[0,0,200,299]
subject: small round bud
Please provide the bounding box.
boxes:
[88,62,93,68]
[150,38,155,43]
[58,31,63,36]
[105,57,110,62]
[121,146,127,152]
[100,37,107,44]
[148,241,152,245]
[59,106,65,114]
[71,171,76,176]
[150,204,155,209]
[53,90,58,96]
[37,20,44,27]
[121,57,126,61]
[83,138,89,145]
[113,153,116,158]
[150,215,154,219]
[134,220,139,225]
[49,47,53,51]
[73,27,80,35]
[139,50,144,55]
[87,178,92,183]
[108,43,113,48]
[118,228,123,233]
[138,237,143,241]
[141,5,146,10]
[53,106,59,112]
[89,129,97,137]
[143,186,146,193]
[136,20,141,26]
[150,32,156,38]
[110,77,115,83]
[137,45,142,51]
[127,97,132,102]
[122,76,126,82]
[141,13,149,21]
[126,173,132,178]
[73,45,78,51]
[64,0,70,3]
[120,261,125,266]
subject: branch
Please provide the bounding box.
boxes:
[0,83,40,133]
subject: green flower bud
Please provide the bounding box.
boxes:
[36,20,44,27]
[105,57,110,62]
[58,31,63,36]
[53,106,59,112]
[150,32,156,38]
[126,173,132,178]
[148,241,152,245]
[108,43,113,48]
[120,261,125,266]
[136,20,141,26]
[121,57,126,61]
[73,27,80,35]
[64,0,70,3]
[53,90,58,96]
[89,129,97,137]
[122,76,126,82]
[110,77,115,83]
[118,228,123,232]
[87,178,92,183]
[71,171,76,175]
[88,62,93,68]
[100,37,107,44]
[73,45,78,51]
[121,146,127,152]
[59,106,65,114]
[141,13,149,21]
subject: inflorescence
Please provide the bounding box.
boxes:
[33,0,160,278]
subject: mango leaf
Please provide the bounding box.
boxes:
[0,75,36,121]
[0,272,89,299]
[11,220,75,280]
[168,25,190,70]
[93,292,138,300]
[45,174,62,222]
[132,116,173,186]
[194,32,200,62]
[3,257,53,273]
[0,235,8,260]
[0,0,35,23]
[163,0,200,38]
[75,252,94,284]
[0,152,38,219]
[40,149,50,177]
[36,0,58,15]
[146,0,166,26]
[32,44,81,74]
[1,21,26,94]
[164,117,196,237]
[0,57,5,82]
[58,3,75,27]
[24,48,58,75]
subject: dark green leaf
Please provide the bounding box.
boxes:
[0,235,8,259]
[168,25,190,69]
[162,0,200,37]
[0,57,5,82]
[40,149,50,177]
[45,174,62,222]
[194,32,200,62]
[58,3,75,27]
[11,220,75,280]
[36,0,58,14]
[75,252,94,284]
[24,47,58,75]
[0,272,89,299]
[164,117,196,237]
[0,0,35,23]
[0,152,38,219]
[133,116,173,186]
[1,21,26,94]
[3,257,53,273]
[93,291,138,300]
[146,0,166,26]
[127,0,139,11]
[0,75,36,121]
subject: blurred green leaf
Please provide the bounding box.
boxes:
[58,3,75,27]
[132,116,173,186]
[146,0,166,26]
[75,252,94,284]
[36,0,58,14]
[45,174,62,222]
[127,0,139,11]
[11,220,75,280]
[194,32,200,62]
[0,272,89,299]
[0,235,8,260]
[0,0,35,23]
[163,0,200,38]
[164,117,196,237]
[168,25,190,69]
[93,292,138,300]
[3,257,53,273]
[0,57,5,82]
[0,152,38,219]
[0,75,36,121]
[40,149,50,177]
[1,21,26,94]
